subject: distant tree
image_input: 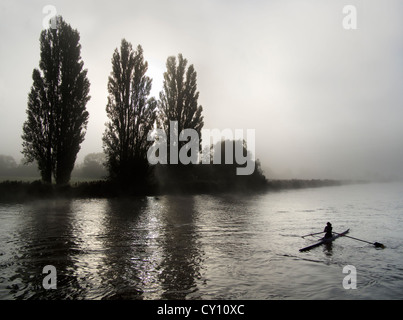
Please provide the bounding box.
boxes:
[0,155,40,179]
[0,155,17,177]
[205,140,267,190]
[21,16,90,185]
[0,155,17,170]
[81,153,107,179]
[158,54,204,162]
[17,158,40,178]
[103,39,157,184]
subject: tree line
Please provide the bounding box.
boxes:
[21,16,266,193]
[0,153,106,180]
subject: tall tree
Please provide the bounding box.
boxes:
[22,16,90,185]
[158,54,204,163]
[103,39,157,184]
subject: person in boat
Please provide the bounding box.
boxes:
[324,222,333,239]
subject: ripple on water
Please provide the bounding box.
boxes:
[0,183,403,299]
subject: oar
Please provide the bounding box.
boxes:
[334,232,385,249]
[301,231,325,238]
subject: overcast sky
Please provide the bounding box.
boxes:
[1,0,402,179]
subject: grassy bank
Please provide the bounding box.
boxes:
[0,178,360,202]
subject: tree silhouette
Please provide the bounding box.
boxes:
[158,54,204,163]
[103,39,157,185]
[21,16,90,185]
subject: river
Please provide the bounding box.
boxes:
[1,182,402,300]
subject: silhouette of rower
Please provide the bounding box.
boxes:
[324,222,333,239]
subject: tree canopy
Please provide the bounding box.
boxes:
[103,39,157,185]
[158,54,204,162]
[22,16,90,185]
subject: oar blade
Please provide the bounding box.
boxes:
[374,242,385,249]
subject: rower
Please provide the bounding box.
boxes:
[324,222,333,239]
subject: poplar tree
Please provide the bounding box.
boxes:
[103,39,157,184]
[22,16,90,185]
[158,54,204,163]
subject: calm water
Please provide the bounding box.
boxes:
[1,182,403,300]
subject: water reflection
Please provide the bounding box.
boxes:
[0,196,207,299]
[67,199,110,299]
[98,197,160,299]
[3,183,403,299]
[323,242,333,256]
[157,196,203,299]
[88,195,205,299]
[8,199,84,299]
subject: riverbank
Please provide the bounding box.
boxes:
[0,178,365,202]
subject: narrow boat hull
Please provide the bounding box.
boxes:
[299,229,350,252]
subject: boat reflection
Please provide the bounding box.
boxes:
[323,242,333,256]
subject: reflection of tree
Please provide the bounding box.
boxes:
[7,199,85,299]
[97,196,204,299]
[157,195,203,299]
[98,198,150,299]
[2,196,205,299]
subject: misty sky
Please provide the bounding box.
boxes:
[1,0,402,180]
